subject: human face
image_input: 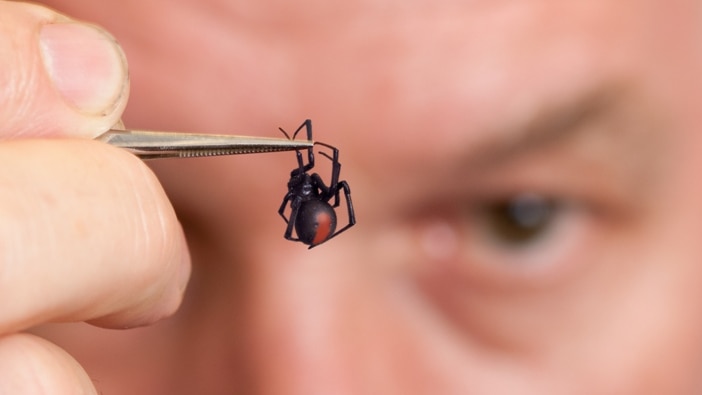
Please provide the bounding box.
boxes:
[39,0,702,393]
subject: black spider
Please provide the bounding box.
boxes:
[278,119,356,248]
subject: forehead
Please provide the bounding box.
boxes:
[417,3,666,114]
[341,1,700,161]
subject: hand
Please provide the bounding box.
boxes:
[0,2,190,392]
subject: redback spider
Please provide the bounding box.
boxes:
[278,119,356,248]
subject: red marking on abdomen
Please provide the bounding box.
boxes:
[312,212,333,245]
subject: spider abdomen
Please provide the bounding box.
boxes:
[295,200,338,246]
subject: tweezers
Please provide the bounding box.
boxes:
[96,128,314,160]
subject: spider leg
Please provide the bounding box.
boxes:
[283,197,303,242]
[280,120,315,174]
[310,173,331,198]
[334,180,356,228]
[278,193,293,223]
[316,142,342,205]
[292,119,313,140]
[293,120,315,171]
[293,149,315,175]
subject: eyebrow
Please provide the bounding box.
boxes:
[467,85,629,168]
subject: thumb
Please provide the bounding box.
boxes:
[0,1,128,138]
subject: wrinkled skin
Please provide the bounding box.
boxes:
[21,0,702,393]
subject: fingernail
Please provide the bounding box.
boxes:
[40,23,128,116]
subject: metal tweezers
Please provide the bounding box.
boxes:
[96,128,314,160]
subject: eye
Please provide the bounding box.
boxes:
[413,189,600,289]
[479,194,558,247]
[459,191,593,273]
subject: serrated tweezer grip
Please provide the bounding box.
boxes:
[96,129,314,160]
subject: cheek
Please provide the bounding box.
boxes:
[389,185,702,392]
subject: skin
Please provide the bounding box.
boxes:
[2,0,702,393]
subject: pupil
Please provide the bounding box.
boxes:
[483,194,556,245]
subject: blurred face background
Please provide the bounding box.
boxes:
[36,0,702,394]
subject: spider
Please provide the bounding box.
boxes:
[278,119,356,248]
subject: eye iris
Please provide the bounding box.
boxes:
[484,194,556,245]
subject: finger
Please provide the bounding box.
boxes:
[0,1,128,138]
[0,139,191,332]
[0,333,97,394]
